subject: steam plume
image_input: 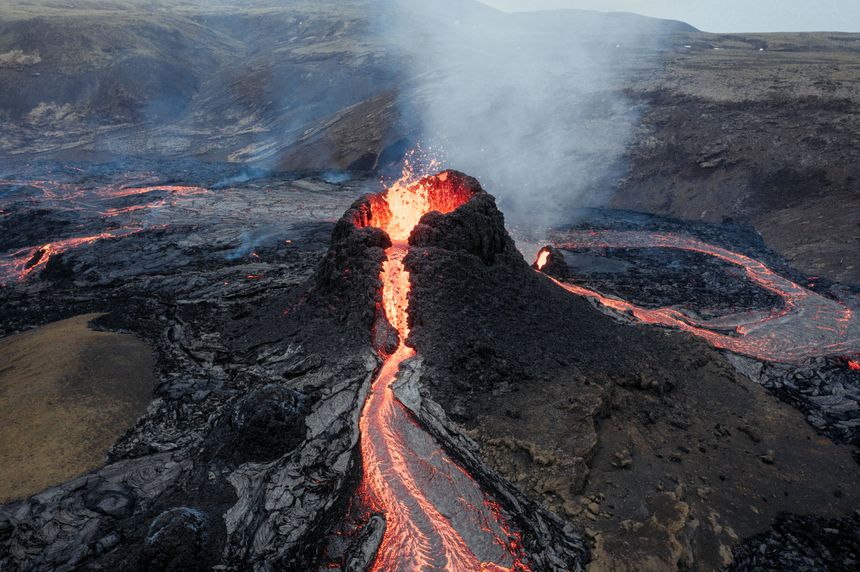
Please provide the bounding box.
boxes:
[377,1,665,230]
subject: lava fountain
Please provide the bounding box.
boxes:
[536,230,860,363]
[356,171,529,571]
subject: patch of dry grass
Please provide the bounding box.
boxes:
[0,314,155,503]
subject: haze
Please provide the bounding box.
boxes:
[479,0,860,33]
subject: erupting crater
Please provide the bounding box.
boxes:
[352,170,530,571]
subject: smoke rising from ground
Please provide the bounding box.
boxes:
[378,1,663,230]
[0,0,669,231]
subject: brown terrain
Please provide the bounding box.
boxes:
[467,346,859,571]
[0,314,155,503]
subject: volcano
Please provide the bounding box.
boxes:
[2,1,860,568]
[355,172,527,571]
[313,170,586,570]
[1,166,858,572]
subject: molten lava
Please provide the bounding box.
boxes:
[372,172,476,242]
[358,170,529,571]
[540,230,860,363]
[0,177,210,285]
[535,249,550,271]
[0,229,141,285]
[97,184,207,200]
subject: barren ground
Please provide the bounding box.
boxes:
[617,32,860,285]
[0,313,155,503]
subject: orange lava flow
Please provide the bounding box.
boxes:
[0,229,141,285]
[535,250,550,270]
[544,230,860,363]
[96,184,208,200]
[98,186,209,217]
[361,247,482,571]
[358,171,529,571]
[0,179,209,285]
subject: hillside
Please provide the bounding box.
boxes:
[615,32,860,284]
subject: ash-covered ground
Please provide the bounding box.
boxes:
[0,165,858,571]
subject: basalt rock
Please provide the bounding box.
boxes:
[728,512,860,571]
[410,175,517,266]
[343,515,387,572]
[140,507,210,571]
[84,481,136,519]
[303,193,391,352]
[202,384,310,464]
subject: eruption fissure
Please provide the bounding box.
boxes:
[357,171,529,571]
[538,230,860,363]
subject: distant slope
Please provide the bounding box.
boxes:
[0,0,694,164]
[0,1,393,163]
[0,1,857,284]
[612,32,860,284]
[513,9,698,34]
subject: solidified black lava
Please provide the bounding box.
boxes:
[2,167,857,572]
[728,512,860,571]
[0,181,391,571]
[561,246,783,317]
[202,384,309,464]
[140,508,210,571]
[297,193,391,356]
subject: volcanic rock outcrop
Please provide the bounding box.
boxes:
[532,245,570,281]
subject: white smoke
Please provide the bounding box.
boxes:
[377,1,667,231]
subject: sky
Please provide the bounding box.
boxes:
[477,1,860,33]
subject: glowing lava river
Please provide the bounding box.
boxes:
[357,174,528,571]
[537,230,860,364]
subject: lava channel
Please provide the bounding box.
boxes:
[358,172,529,571]
[538,230,860,363]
